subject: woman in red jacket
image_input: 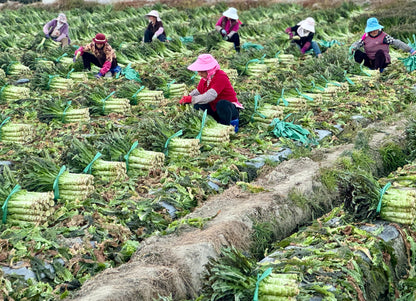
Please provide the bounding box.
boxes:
[179,54,243,132]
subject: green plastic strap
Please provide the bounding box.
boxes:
[241,42,264,50]
[83,152,102,174]
[190,71,198,84]
[2,184,21,224]
[377,182,391,214]
[132,86,145,99]
[296,87,313,101]
[179,36,194,43]
[253,267,273,301]
[320,75,341,88]
[360,64,371,77]
[274,50,281,58]
[251,94,266,121]
[66,68,75,79]
[53,165,67,200]
[0,116,11,140]
[0,83,9,97]
[55,53,68,63]
[47,74,60,89]
[101,91,116,113]
[259,54,267,64]
[318,39,342,48]
[196,110,208,141]
[243,58,260,75]
[124,141,139,172]
[164,130,183,156]
[118,42,126,50]
[344,70,355,85]
[5,61,18,75]
[399,56,416,72]
[277,88,289,106]
[166,80,176,98]
[62,101,72,122]
[311,80,325,92]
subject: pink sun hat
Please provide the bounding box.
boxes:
[187,54,219,71]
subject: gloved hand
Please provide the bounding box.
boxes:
[221,29,227,36]
[224,35,229,41]
[152,34,157,41]
[45,34,50,39]
[300,42,311,55]
[179,96,192,105]
[95,73,103,79]
[284,27,292,34]
[411,48,416,56]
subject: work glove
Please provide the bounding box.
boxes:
[95,73,103,79]
[179,96,192,105]
[410,48,416,56]
[284,27,292,34]
[224,35,229,41]
[221,29,227,36]
[45,34,50,39]
[152,34,157,41]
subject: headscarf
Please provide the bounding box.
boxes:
[55,13,67,30]
[203,64,220,86]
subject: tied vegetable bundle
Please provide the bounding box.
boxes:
[201,123,234,145]
[246,62,268,77]
[68,71,88,82]
[3,190,54,225]
[0,123,35,144]
[259,273,300,300]
[276,53,296,66]
[102,97,131,115]
[253,103,284,126]
[135,89,165,106]
[168,138,200,158]
[166,83,187,99]
[49,76,74,90]
[38,98,90,124]
[380,188,416,225]
[6,61,31,76]
[128,148,165,174]
[278,96,307,113]
[0,85,30,102]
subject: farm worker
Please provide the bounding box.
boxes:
[143,10,166,43]
[43,13,70,48]
[350,17,416,72]
[285,17,322,58]
[215,7,241,53]
[179,54,243,133]
[73,33,121,79]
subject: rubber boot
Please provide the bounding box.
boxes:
[230,119,239,133]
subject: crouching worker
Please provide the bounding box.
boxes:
[43,13,70,48]
[350,17,416,73]
[285,17,321,58]
[73,33,121,78]
[143,10,166,43]
[179,54,243,133]
[215,7,241,53]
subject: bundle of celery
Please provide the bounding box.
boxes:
[258,273,300,300]
[58,170,95,201]
[49,76,74,90]
[383,161,416,187]
[0,85,30,102]
[0,123,35,144]
[68,72,88,82]
[103,97,131,115]
[63,108,90,123]
[6,62,31,76]
[276,53,296,66]
[35,59,55,69]
[92,159,127,181]
[38,98,90,123]
[201,123,234,145]
[3,190,54,225]
[380,188,416,224]
[168,138,200,158]
[253,103,284,126]
[279,97,306,113]
[246,63,268,77]
[167,83,187,99]
[135,89,165,105]
[222,68,238,82]
[56,56,74,68]
[128,148,165,174]
[262,57,280,68]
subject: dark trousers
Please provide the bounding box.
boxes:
[354,49,388,70]
[144,29,166,43]
[226,33,240,53]
[82,52,118,71]
[194,100,239,125]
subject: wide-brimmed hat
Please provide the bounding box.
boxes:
[145,10,161,22]
[365,17,383,33]
[93,33,107,44]
[223,7,238,20]
[57,13,67,23]
[187,54,219,71]
[297,17,315,33]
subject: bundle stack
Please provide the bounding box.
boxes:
[57,56,74,68]
[349,71,380,85]
[380,188,416,225]
[319,86,339,101]
[127,148,165,174]
[0,85,30,102]
[277,53,295,66]
[135,89,165,106]
[7,62,30,76]
[279,96,307,113]
[103,97,131,115]
[253,103,284,126]
[258,273,300,301]
[299,92,324,108]
[5,190,54,225]
[201,123,234,145]
[168,138,200,157]
[168,83,187,98]
[222,68,238,82]
[63,108,90,123]
[68,72,88,82]
[0,123,34,144]
[35,60,55,69]
[58,171,95,202]
[246,63,267,77]
[92,159,127,181]
[263,57,280,68]
[49,77,74,90]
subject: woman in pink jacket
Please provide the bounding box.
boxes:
[215,7,241,53]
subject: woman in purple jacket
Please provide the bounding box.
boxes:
[43,13,71,48]
[215,7,241,53]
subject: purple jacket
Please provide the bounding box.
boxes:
[43,19,71,44]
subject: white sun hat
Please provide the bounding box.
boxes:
[223,7,238,20]
[297,17,315,33]
[145,10,161,22]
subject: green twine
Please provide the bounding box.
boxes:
[190,71,198,84]
[277,88,289,106]
[101,91,116,113]
[196,110,207,141]
[0,116,11,140]
[47,74,60,90]
[253,267,273,301]
[243,58,260,75]
[53,165,67,200]
[250,94,266,121]
[2,184,21,224]
[399,55,416,72]
[296,87,313,101]
[83,152,102,174]
[55,53,68,63]
[311,80,325,92]
[259,54,266,64]
[270,114,312,145]
[318,39,342,48]
[0,83,9,98]
[344,70,355,85]
[62,101,72,122]
[5,61,18,75]
[377,182,391,214]
[179,36,194,43]
[66,68,75,79]
[274,50,281,58]
[132,86,145,99]
[320,75,341,88]
[164,130,183,156]
[165,79,176,98]
[121,63,141,82]
[360,64,372,77]
[124,141,138,172]
[241,42,264,50]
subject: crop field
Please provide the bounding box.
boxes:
[1,0,416,300]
